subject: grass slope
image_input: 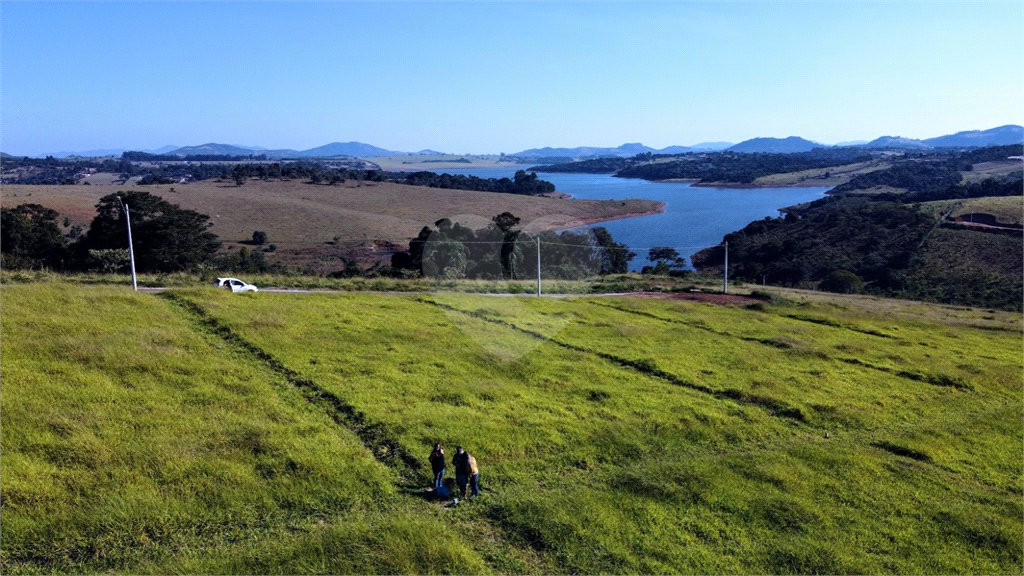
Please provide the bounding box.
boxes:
[918,196,1024,226]
[2,284,1021,573]
[0,284,495,574]
[751,161,890,188]
[0,180,661,266]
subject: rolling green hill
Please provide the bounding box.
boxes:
[2,284,1021,574]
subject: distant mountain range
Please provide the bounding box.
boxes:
[510,142,733,158]
[29,144,182,158]
[861,136,931,150]
[920,125,1024,148]
[9,125,1021,159]
[484,125,1022,157]
[164,141,400,158]
[719,125,1023,153]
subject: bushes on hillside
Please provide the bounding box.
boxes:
[0,204,69,269]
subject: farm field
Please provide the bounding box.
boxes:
[0,180,662,267]
[366,155,517,171]
[750,161,890,188]
[918,196,1024,227]
[2,282,1021,574]
[961,160,1024,184]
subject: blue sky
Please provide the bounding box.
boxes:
[1,1,1021,156]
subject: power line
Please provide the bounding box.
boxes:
[417,239,718,250]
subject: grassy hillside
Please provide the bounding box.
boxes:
[695,188,1023,311]
[750,160,890,188]
[0,180,661,269]
[933,196,1022,226]
[2,283,1021,574]
[0,284,499,574]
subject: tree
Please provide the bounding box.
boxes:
[423,239,468,280]
[492,212,522,279]
[87,248,129,273]
[232,165,247,186]
[646,246,686,275]
[78,191,221,272]
[252,231,268,245]
[492,212,520,233]
[592,227,635,274]
[0,203,68,268]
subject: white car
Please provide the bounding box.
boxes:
[215,277,259,293]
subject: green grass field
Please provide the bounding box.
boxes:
[2,283,1021,574]
[751,161,890,188]
[366,155,516,171]
[923,196,1023,226]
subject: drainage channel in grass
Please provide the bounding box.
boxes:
[159,292,423,482]
[591,301,972,392]
[588,300,801,349]
[421,297,810,424]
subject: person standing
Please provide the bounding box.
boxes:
[452,446,480,498]
[468,451,479,497]
[429,443,446,489]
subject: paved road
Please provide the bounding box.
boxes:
[138,287,633,297]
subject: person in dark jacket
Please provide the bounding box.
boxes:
[452,446,479,498]
[429,443,446,488]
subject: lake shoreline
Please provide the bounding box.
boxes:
[539,172,837,191]
[552,202,667,231]
[647,176,836,190]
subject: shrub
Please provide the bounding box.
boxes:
[819,270,865,294]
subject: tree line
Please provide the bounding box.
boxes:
[531,145,1024,186]
[390,212,633,280]
[2,192,221,273]
[2,194,637,280]
[121,151,270,162]
[392,170,555,195]
[613,149,874,183]
[1,155,559,196]
[531,148,874,183]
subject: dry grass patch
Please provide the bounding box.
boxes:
[1,180,661,267]
[752,161,890,187]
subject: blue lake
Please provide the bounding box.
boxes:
[439,167,830,270]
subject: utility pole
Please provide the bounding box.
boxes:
[536,236,542,297]
[117,196,138,291]
[722,241,728,294]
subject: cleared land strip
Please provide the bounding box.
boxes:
[158,292,424,482]
[590,301,971,391]
[421,298,809,423]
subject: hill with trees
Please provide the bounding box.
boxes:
[726,136,823,153]
[860,136,933,150]
[922,125,1024,148]
[692,147,1024,310]
[616,149,873,183]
